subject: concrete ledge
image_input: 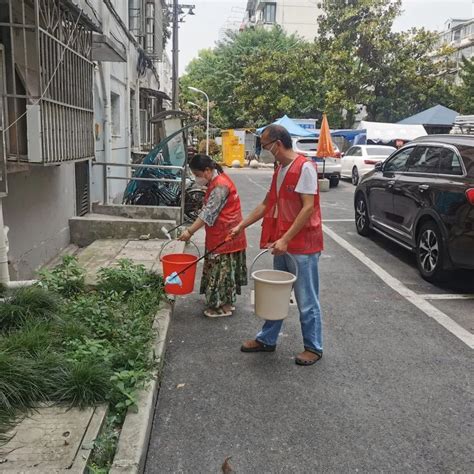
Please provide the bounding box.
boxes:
[92,202,181,222]
[110,303,173,474]
[69,215,175,247]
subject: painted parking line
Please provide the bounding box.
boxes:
[420,294,474,300]
[323,225,474,349]
[324,219,354,222]
[246,176,268,192]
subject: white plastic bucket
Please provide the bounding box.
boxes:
[250,250,298,321]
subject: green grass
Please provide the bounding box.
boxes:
[0,286,60,331]
[0,256,164,470]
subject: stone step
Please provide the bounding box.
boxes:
[92,202,181,222]
[69,214,177,247]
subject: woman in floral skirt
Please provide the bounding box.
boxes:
[179,154,247,318]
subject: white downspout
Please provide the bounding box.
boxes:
[99,1,112,204]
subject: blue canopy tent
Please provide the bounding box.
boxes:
[309,128,367,146]
[256,115,317,137]
[256,116,367,146]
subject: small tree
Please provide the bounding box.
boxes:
[453,57,474,114]
[198,139,221,157]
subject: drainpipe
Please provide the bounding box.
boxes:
[99,1,112,205]
[0,199,37,288]
[99,63,112,205]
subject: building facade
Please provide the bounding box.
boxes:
[435,18,474,82]
[0,0,172,279]
[244,0,322,41]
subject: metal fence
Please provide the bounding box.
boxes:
[0,0,94,164]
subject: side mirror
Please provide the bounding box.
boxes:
[374,162,383,172]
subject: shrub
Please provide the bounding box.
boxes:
[198,138,221,156]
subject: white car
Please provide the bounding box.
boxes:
[341,145,396,185]
[292,137,342,188]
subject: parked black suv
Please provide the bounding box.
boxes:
[354,135,474,282]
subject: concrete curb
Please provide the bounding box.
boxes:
[110,302,173,474]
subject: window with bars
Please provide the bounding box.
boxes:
[0,0,95,164]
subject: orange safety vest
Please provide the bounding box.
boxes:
[204,173,247,254]
[260,155,323,254]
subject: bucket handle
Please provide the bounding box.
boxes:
[159,239,201,261]
[249,249,299,282]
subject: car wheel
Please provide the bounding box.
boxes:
[329,176,339,188]
[355,194,371,236]
[351,166,359,186]
[416,221,447,282]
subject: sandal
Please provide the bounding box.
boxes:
[204,307,232,318]
[295,350,322,366]
[240,339,276,352]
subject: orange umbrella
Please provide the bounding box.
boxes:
[316,113,335,158]
[316,113,335,178]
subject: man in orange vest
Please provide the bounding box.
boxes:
[232,125,324,366]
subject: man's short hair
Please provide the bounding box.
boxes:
[263,125,293,149]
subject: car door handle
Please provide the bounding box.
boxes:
[418,184,429,191]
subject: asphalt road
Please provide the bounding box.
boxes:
[145,169,473,473]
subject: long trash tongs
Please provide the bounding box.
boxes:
[161,222,185,240]
[165,236,232,286]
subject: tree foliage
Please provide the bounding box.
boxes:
[180,27,300,128]
[454,57,474,114]
[317,0,453,126]
[180,1,458,129]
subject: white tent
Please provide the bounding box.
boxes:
[358,121,427,143]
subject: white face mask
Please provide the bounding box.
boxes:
[259,143,277,164]
[194,176,208,186]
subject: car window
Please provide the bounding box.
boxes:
[457,145,474,177]
[438,148,464,175]
[345,147,356,156]
[352,147,362,157]
[406,146,441,173]
[296,140,317,152]
[384,147,414,173]
[366,147,395,156]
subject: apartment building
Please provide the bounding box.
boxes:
[435,18,474,82]
[0,0,172,279]
[244,0,322,41]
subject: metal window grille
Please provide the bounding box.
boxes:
[0,0,94,164]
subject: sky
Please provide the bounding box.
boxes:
[174,0,474,76]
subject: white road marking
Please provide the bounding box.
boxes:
[323,225,474,349]
[420,294,474,300]
[324,219,354,222]
[247,176,268,192]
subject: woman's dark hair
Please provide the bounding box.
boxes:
[189,154,223,174]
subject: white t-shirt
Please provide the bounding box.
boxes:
[276,161,318,195]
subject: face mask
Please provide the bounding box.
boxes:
[194,176,208,186]
[259,143,277,164]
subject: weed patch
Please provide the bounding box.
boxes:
[0,256,164,472]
